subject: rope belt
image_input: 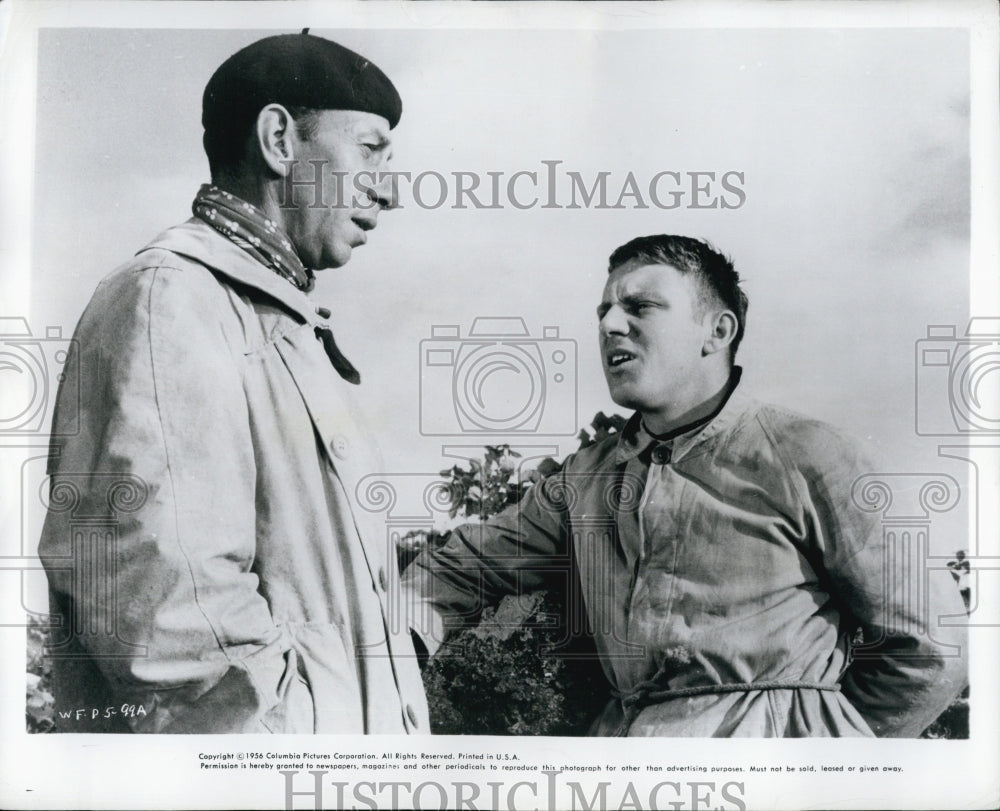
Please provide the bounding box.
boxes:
[610,679,841,737]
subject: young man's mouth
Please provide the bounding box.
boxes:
[606,349,637,368]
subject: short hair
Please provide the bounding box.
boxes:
[608,235,749,359]
[204,106,323,181]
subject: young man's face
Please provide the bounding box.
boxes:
[598,260,715,419]
[283,109,394,270]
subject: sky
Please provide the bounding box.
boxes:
[28,26,970,461]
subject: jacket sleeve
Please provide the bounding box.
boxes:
[401,468,571,657]
[38,262,301,733]
[786,420,969,737]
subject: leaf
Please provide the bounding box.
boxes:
[536,457,563,477]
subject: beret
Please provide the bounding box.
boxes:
[202,31,402,141]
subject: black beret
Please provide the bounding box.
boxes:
[202,31,402,143]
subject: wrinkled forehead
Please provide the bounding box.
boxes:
[601,260,691,301]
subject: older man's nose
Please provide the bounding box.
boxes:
[364,172,397,210]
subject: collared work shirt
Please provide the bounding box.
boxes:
[39,219,428,733]
[404,390,967,737]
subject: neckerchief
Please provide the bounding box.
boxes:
[192,184,361,384]
[192,184,315,293]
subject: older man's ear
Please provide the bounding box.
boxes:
[256,104,297,178]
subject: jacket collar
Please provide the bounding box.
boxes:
[615,368,754,465]
[136,218,324,327]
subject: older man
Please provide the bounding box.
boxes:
[404,235,968,737]
[38,32,428,733]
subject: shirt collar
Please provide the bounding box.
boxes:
[615,367,750,465]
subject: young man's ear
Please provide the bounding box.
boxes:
[255,104,295,177]
[703,310,738,357]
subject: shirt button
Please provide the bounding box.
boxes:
[378,567,388,591]
[651,445,672,465]
[406,704,419,727]
[316,306,331,319]
[330,436,349,459]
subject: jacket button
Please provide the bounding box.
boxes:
[330,436,349,459]
[316,306,332,319]
[651,445,672,465]
[378,567,388,591]
[406,704,419,727]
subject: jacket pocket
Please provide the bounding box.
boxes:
[279,621,365,733]
[259,656,314,734]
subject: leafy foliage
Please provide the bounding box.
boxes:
[423,592,607,736]
[575,411,628,450]
[438,445,529,521]
[417,415,627,735]
[26,615,55,733]
[918,549,972,739]
[921,686,969,739]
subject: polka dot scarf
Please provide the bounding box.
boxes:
[192,184,315,293]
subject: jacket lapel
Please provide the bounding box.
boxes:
[137,219,319,325]
[140,218,389,583]
[274,327,390,579]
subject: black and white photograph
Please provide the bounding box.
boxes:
[0,1,997,809]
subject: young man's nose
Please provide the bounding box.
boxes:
[599,305,630,337]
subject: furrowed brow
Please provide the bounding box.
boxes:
[620,293,654,310]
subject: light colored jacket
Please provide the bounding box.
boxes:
[39,219,428,734]
[404,389,968,737]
